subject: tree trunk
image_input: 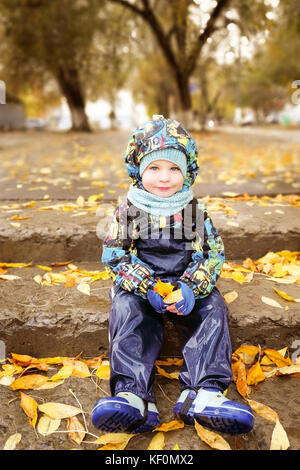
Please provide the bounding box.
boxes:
[56,65,91,132]
[174,70,194,127]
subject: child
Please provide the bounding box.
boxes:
[92,115,254,435]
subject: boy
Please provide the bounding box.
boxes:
[92,115,254,435]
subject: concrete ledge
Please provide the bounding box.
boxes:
[0,198,299,262]
[0,263,299,358]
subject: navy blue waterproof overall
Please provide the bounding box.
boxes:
[108,229,233,403]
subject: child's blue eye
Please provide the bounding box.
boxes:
[171,167,179,171]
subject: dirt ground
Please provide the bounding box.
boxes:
[0,361,299,451]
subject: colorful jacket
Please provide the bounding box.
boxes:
[101,116,225,299]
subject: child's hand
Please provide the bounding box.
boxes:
[167,281,195,316]
[147,289,168,314]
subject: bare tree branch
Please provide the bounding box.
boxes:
[187,0,231,75]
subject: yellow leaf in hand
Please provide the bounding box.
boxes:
[154,279,174,297]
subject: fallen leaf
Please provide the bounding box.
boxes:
[224,290,238,304]
[156,365,179,380]
[20,391,38,427]
[10,374,48,390]
[263,349,293,367]
[147,432,165,450]
[194,420,231,450]
[77,283,90,296]
[173,443,180,450]
[37,415,61,435]
[247,361,266,386]
[273,288,295,302]
[247,399,279,423]
[154,419,184,432]
[49,363,74,382]
[67,416,86,445]
[276,364,300,376]
[233,345,259,365]
[3,433,22,450]
[270,420,290,450]
[38,402,81,419]
[232,359,248,397]
[261,296,283,309]
[93,433,133,445]
[95,362,110,380]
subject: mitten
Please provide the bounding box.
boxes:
[147,289,168,314]
[170,281,195,316]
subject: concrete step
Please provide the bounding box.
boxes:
[0,197,299,262]
[1,262,299,358]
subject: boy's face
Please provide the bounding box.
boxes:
[142,159,184,198]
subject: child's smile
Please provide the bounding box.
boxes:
[142,159,184,198]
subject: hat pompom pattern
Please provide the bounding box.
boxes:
[124,116,199,192]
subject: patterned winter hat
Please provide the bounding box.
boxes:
[124,115,199,192]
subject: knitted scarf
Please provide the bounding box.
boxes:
[127,184,194,217]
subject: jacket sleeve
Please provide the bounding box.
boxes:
[179,200,225,298]
[101,199,157,298]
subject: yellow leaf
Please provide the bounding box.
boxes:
[232,360,248,397]
[173,443,180,450]
[3,433,22,450]
[10,374,48,390]
[154,419,184,432]
[20,391,38,427]
[164,289,183,304]
[147,432,165,450]
[156,365,179,380]
[247,399,279,423]
[273,288,295,302]
[37,265,52,271]
[270,420,290,450]
[67,416,86,445]
[277,364,300,375]
[95,363,110,380]
[36,380,65,390]
[154,279,174,298]
[224,290,238,304]
[261,296,283,309]
[77,283,90,296]
[247,361,265,386]
[0,364,23,377]
[93,433,133,445]
[263,349,293,368]
[155,358,183,366]
[49,363,74,382]
[62,359,91,378]
[194,420,231,450]
[88,193,104,203]
[38,402,81,420]
[37,415,61,435]
[233,345,259,365]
